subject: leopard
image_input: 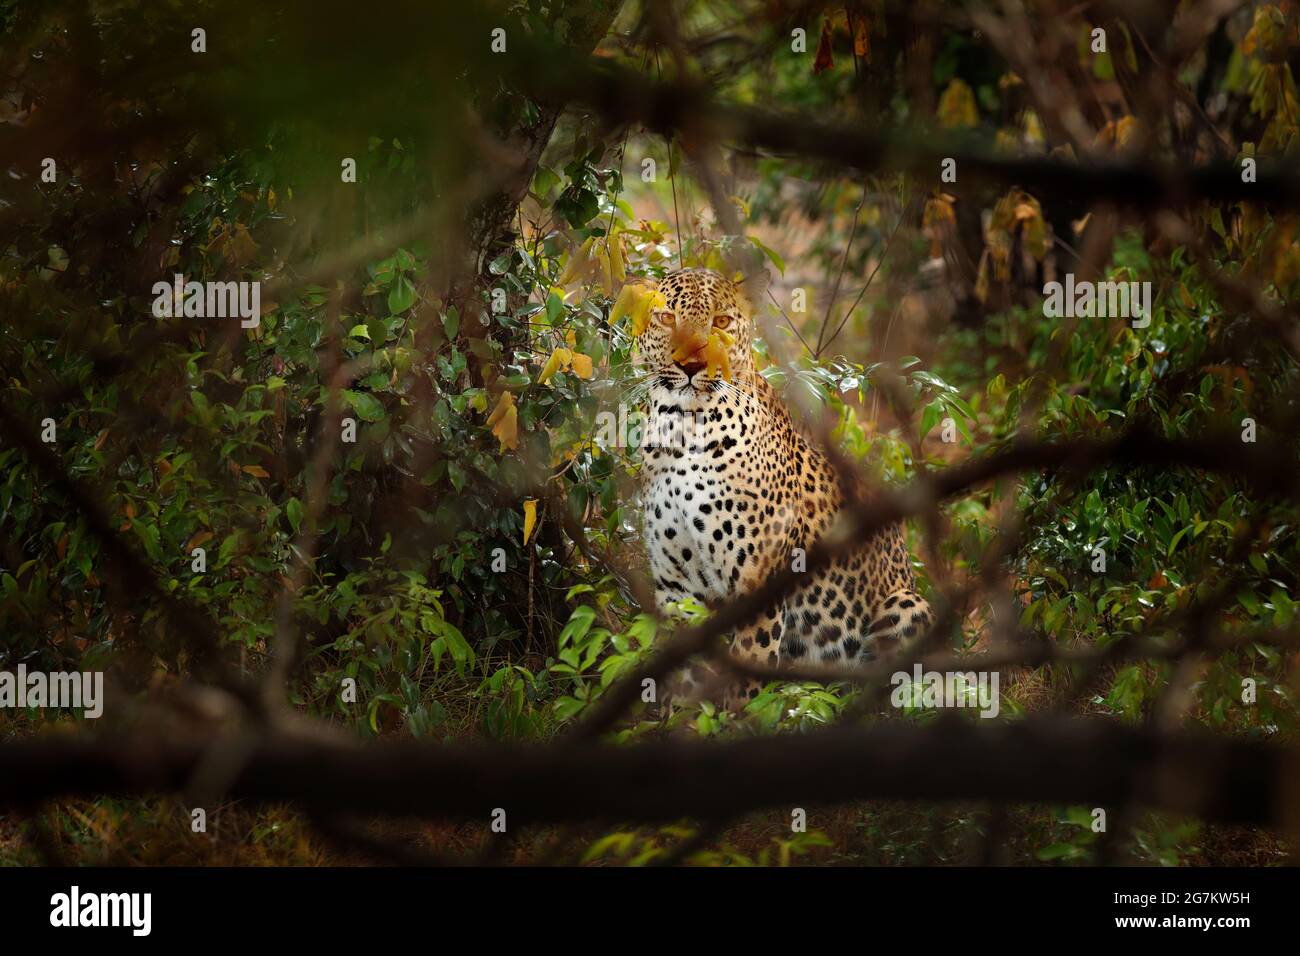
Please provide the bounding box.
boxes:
[635,267,932,711]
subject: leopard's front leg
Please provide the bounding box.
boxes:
[721,602,785,713]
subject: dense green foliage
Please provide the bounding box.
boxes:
[2,0,1298,865]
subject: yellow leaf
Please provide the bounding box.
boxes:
[937,79,979,128]
[597,249,613,295]
[608,231,626,282]
[487,391,519,452]
[242,464,270,478]
[1242,6,1295,62]
[923,193,956,228]
[570,352,593,379]
[496,404,519,451]
[1093,115,1141,150]
[923,193,957,257]
[987,189,1048,262]
[703,330,734,381]
[522,499,538,545]
[609,283,639,325]
[486,390,511,427]
[538,346,573,384]
[556,237,595,286]
[630,289,665,336]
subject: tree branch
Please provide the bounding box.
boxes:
[1,718,1290,828]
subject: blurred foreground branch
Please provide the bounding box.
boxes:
[1,717,1294,829]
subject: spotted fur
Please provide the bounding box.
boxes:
[637,268,932,710]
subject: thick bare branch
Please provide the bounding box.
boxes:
[1,718,1290,828]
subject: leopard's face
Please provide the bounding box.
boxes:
[636,269,756,401]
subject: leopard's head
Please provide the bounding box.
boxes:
[636,268,764,400]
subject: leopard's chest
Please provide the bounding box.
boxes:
[641,392,779,599]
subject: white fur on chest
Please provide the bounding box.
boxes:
[641,388,756,602]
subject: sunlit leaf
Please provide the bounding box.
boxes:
[937,79,978,128]
[522,498,538,545]
[486,390,519,452]
[538,346,573,384]
[569,351,593,379]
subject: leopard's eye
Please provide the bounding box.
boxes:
[713,314,733,330]
[655,311,675,328]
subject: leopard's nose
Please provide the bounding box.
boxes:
[675,360,706,377]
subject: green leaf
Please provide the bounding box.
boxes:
[559,605,597,647]
[749,236,785,274]
[919,399,944,439]
[285,497,304,534]
[217,533,240,568]
[131,520,162,563]
[1035,843,1084,861]
[532,166,560,198]
[344,390,385,422]
[439,621,475,674]
[388,275,417,314]
[369,256,396,284]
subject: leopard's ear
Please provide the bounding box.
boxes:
[731,267,771,306]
